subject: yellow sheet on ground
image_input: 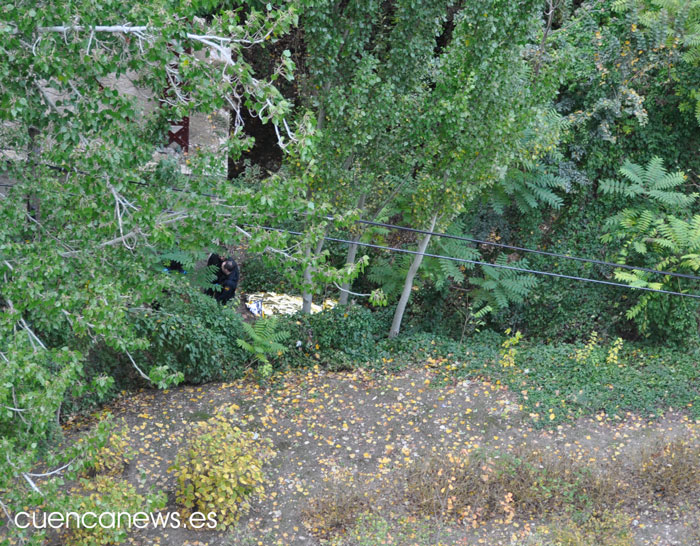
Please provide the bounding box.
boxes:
[245,292,337,317]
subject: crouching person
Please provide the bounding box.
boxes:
[207,253,239,305]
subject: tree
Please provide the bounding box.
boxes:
[601,157,700,340]
[0,1,341,540]
[293,0,453,310]
[388,0,548,337]
[612,0,700,123]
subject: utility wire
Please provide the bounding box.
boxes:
[330,216,700,282]
[245,224,700,300]
[5,161,700,283]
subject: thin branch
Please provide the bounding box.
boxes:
[19,318,47,350]
[234,224,298,261]
[21,473,42,495]
[0,498,15,528]
[25,459,75,478]
[13,22,296,146]
[2,405,28,413]
[332,282,372,298]
[24,212,76,252]
[126,350,151,383]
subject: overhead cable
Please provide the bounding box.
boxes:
[246,224,700,300]
[5,161,700,282]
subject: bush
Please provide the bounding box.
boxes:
[169,405,275,529]
[131,285,249,384]
[405,448,618,524]
[302,483,369,540]
[236,317,290,379]
[60,476,165,546]
[80,419,134,477]
[305,305,390,361]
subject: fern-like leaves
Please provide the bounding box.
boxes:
[236,318,290,365]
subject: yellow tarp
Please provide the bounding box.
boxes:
[245,292,337,317]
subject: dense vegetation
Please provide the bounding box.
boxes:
[1,0,699,544]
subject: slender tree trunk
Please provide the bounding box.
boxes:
[389,212,438,338]
[27,127,41,223]
[301,236,325,314]
[301,243,313,314]
[338,193,366,305]
[338,236,360,305]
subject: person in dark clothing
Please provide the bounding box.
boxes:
[206,253,239,305]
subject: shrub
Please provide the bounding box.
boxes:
[302,482,369,540]
[328,513,439,546]
[170,405,275,529]
[60,476,165,546]
[305,305,390,361]
[131,285,249,384]
[83,421,134,477]
[236,317,290,379]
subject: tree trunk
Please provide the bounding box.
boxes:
[389,213,438,338]
[338,236,360,305]
[27,127,41,223]
[301,243,313,314]
[301,236,325,314]
[338,193,366,305]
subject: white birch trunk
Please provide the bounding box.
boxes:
[389,212,438,338]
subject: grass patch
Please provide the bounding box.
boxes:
[327,513,443,546]
[302,482,371,540]
[529,510,634,546]
[405,448,620,525]
[636,438,700,499]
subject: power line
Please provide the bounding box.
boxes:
[246,224,700,300]
[6,160,700,283]
[340,217,700,282]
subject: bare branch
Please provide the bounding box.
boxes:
[19,318,46,350]
[25,460,75,478]
[126,350,151,383]
[332,282,372,298]
[21,473,42,495]
[235,225,298,261]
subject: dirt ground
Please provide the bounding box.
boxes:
[58,362,700,546]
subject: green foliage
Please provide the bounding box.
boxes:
[421,220,482,291]
[366,253,414,301]
[0,0,318,526]
[80,420,135,477]
[236,317,290,378]
[59,476,166,546]
[491,165,568,214]
[469,255,539,315]
[376,329,700,426]
[601,158,700,341]
[131,285,249,384]
[449,332,700,425]
[612,0,700,123]
[300,306,390,363]
[328,513,440,546]
[170,406,275,529]
[600,156,695,209]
